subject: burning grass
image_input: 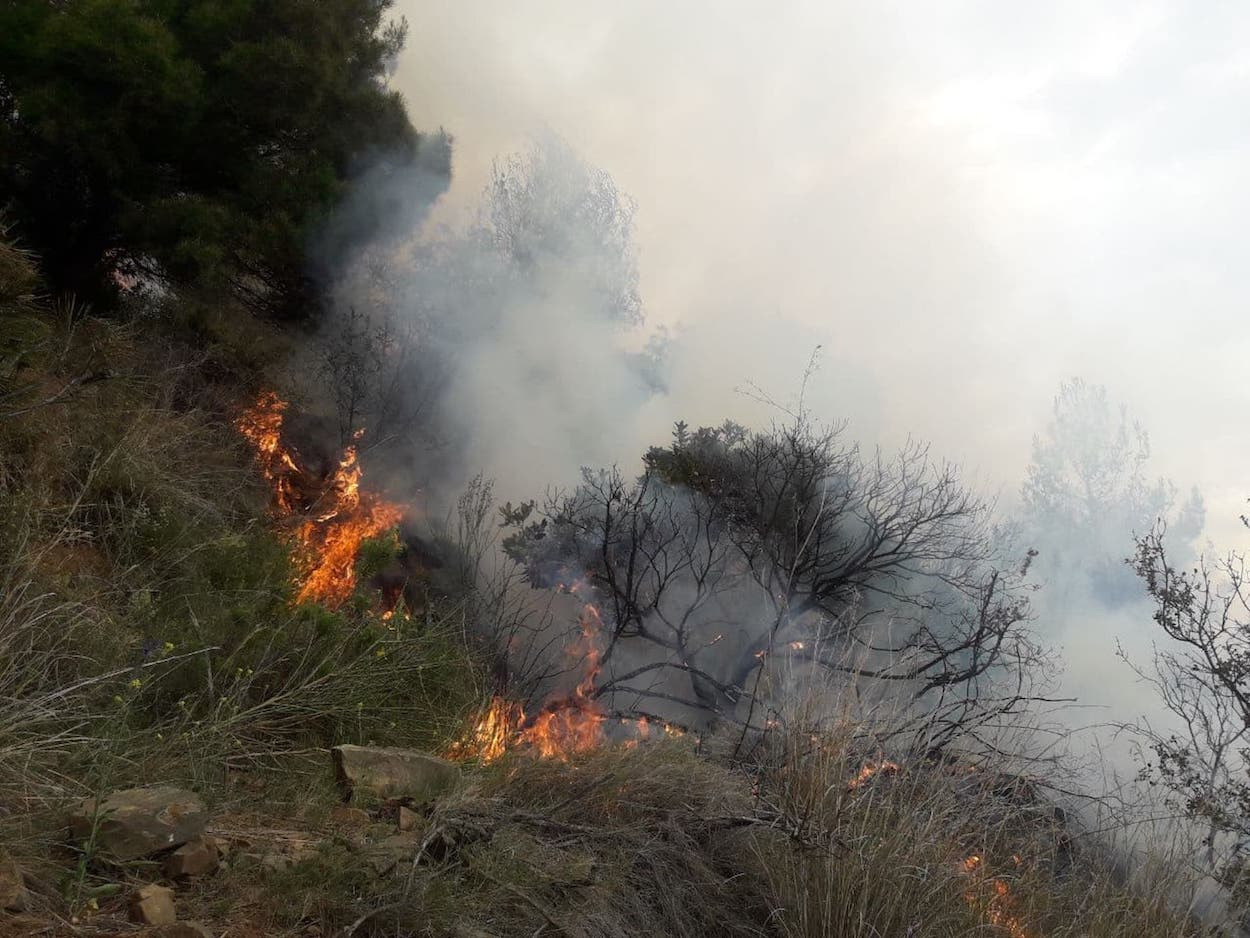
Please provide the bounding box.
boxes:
[206,730,1207,938]
[0,277,484,853]
[0,236,1218,937]
[236,390,404,608]
[445,598,685,764]
[749,716,1203,938]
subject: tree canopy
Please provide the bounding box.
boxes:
[1020,378,1203,607]
[0,0,438,315]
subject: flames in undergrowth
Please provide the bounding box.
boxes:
[846,757,900,789]
[847,759,1036,937]
[961,853,1033,938]
[447,597,682,762]
[237,391,404,608]
[234,398,674,763]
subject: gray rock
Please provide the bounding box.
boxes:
[397,806,419,832]
[331,745,459,803]
[70,786,206,861]
[329,805,371,827]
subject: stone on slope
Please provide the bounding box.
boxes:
[69,787,206,861]
[397,806,419,832]
[360,833,421,876]
[329,805,371,827]
[331,745,459,803]
[0,853,27,912]
[129,883,176,926]
[162,836,219,879]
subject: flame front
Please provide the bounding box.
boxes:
[237,392,403,608]
[447,600,682,762]
[846,758,900,789]
[960,853,1033,938]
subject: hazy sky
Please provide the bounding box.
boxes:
[393,0,1249,544]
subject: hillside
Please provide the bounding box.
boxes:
[0,233,1207,938]
[0,3,1240,934]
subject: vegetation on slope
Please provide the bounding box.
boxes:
[0,5,1228,934]
[0,237,1209,935]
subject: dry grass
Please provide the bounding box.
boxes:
[0,255,486,898]
[201,720,1210,938]
[0,235,1223,937]
[748,710,1208,938]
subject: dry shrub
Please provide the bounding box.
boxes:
[331,741,773,938]
[749,709,1206,938]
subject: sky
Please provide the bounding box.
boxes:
[391,0,1250,545]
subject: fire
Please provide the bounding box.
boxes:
[445,696,525,763]
[847,758,900,789]
[237,391,404,608]
[959,852,1033,938]
[236,391,302,511]
[447,601,682,762]
[517,601,607,758]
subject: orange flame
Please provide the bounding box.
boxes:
[960,853,1033,938]
[237,392,404,608]
[447,601,683,762]
[846,758,900,789]
[445,696,525,763]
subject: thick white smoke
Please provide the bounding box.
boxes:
[389,0,1250,550]
[315,4,1250,925]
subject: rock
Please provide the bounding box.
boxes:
[331,745,459,804]
[0,854,27,912]
[129,883,176,926]
[330,805,371,827]
[397,806,419,832]
[360,833,420,876]
[70,787,206,861]
[152,923,214,938]
[162,836,219,879]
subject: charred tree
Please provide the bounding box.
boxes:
[502,417,1046,754]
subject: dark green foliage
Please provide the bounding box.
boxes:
[0,0,431,315]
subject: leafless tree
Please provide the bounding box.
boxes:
[503,416,1047,753]
[1129,520,1250,895]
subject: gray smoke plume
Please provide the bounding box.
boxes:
[312,5,1250,926]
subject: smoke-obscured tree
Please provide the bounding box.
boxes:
[0,0,434,315]
[485,137,642,325]
[1130,517,1250,906]
[324,136,654,489]
[503,415,1045,753]
[1021,378,1203,608]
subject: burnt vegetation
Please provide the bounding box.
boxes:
[502,416,1045,755]
[0,5,1235,938]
